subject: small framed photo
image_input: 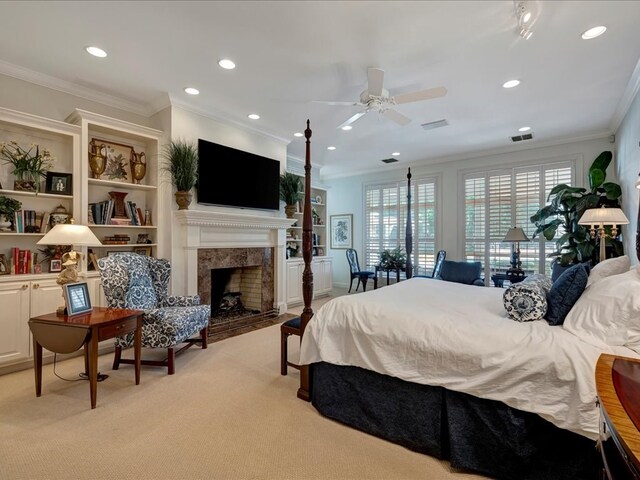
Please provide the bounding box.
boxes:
[63,282,92,316]
[133,246,152,256]
[49,258,62,272]
[45,172,72,195]
[330,214,353,249]
[0,254,9,275]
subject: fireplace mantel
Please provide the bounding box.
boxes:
[172,209,295,312]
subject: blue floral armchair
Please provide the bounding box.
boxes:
[98,253,210,375]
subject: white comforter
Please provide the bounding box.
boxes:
[299,278,639,440]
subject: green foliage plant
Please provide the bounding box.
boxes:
[530,151,623,266]
[0,195,21,223]
[379,246,407,269]
[0,141,54,192]
[162,139,198,191]
[279,172,303,205]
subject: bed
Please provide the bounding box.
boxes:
[294,126,638,479]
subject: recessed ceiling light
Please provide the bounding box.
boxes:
[218,58,236,70]
[391,152,400,156]
[341,125,352,131]
[184,87,200,95]
[518,126,531,132]
[293,132,303,137]
[503,80,520,89]
[581,26,607,40]
[85,46,107,58]
[247,114,260,120]
[327,146,336,151]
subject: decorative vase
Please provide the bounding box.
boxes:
[50,204,70,226]
[130,151,146,184]
[175,191,192,210]
[0,218,12,231]
[284,204,296,218]
[89,140,107,179]
[14,174,37,192]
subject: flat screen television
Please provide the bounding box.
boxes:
[197,138,281,210]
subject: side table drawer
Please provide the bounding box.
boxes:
[99,318,137,341]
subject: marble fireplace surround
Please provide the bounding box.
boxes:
[173,209,294,312]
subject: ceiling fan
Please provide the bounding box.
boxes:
[314,67,447,129]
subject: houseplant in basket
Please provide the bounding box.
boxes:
[279,172,303,218]
[162,139,198,210]
[0,141,54,192]
[0,195,21,231]
[379,246,407,270]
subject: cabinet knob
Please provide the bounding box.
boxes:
[22,284,28,289]
[33,283,39,289]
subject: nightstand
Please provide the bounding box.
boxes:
[491,273,527,288]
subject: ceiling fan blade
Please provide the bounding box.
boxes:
[367,68,385,97]
[337,112,366,129]
[383,109,411,126]
[312,100,360,106]
[392,86,447,105]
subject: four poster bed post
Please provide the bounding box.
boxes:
[298,120,314,401]
[405,168,413,279]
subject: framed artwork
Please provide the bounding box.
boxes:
[133,246,152,256]
[91,138,133,183]
[0,254,9,275]
[330,214,353,249]
[49,258,62,272]
[45,172,72,195]
[63,282,92,316]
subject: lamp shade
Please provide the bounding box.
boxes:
[578,206,629,226]
[503,227,530,242]
[37,223,101,246]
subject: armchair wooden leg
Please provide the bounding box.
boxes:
[167,348,175,375]
[281,331,288,376]
[356,278,361,292]
[112,346,122,370]
[348,277,354,293]
[200,327,208,349]
[361,276,368,292]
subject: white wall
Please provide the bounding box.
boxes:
[615,89,640,265]
[323,137,614,288]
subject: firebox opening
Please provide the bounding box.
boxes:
[210,266,263,323]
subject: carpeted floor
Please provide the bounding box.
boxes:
[0,309,488,480]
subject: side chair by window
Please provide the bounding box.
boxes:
[346,248,375,293]
[415,250,446,278]
[98,252,211,375]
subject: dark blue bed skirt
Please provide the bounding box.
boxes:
[311,362,598,480]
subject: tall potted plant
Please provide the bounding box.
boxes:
[162,139,198,210]
[280,172,303,218]
[530,151,623,273]
[0,141,54,192]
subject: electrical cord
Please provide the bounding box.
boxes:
[53,353,109,382]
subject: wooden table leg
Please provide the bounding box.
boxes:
[33,339,42,397]
[88,331,99,409]
[134,315,142,385]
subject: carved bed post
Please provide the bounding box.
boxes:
[297,120,313,401]
[405,168,413,279]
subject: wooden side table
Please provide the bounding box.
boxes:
[596,354,640,479]
[491,273,527,288]
[373,265,405,289]
[28,307,144,409]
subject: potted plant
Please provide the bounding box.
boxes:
[379,246,407,270]
[530,151,623,274]
[162,139,198,210]
[0,141,54,192]
[280,172,303,218]
[0,195,22,231]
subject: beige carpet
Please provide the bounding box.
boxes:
[0,317,488,480]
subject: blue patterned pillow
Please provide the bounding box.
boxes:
[503,274,552,322]
[545,263,589,326]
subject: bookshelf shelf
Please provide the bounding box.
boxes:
[0,189,73,200]
[89,225,157,229]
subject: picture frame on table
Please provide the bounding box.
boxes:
[45,172,72,195]
[0,254,9,275]
[91,138,134,183]
[330,214,353,249]
[63,282,92,316]
[49,258,62,272]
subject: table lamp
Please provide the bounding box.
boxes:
[578,206,629,262]
[37,219,101,314]
[503,226,530,277]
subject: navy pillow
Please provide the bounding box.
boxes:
[545,263,589,326]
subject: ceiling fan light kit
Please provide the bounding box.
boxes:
[514,0,535,39]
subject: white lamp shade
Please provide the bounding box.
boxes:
[578,206,629,226]
[503,227,530,242]
[37,224,101,246]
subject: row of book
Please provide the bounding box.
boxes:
[11,248,41,274]
[89,200,146,226]
[12,210,51,234]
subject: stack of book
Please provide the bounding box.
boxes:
[103,234,130,245]
[89,200,115,225]
[11,248,39,274]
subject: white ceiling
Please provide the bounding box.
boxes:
[1,1,639,177]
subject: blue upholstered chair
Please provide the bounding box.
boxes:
[346,248,375,293]
[98,253,211,375]
[415,250,446,278]
[437,260,485,286]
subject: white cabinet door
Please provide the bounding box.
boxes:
[286,261,303,305]
[0,281,30,366]
[321,258,333,294]
[30,280,63,317]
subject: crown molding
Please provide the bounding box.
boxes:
[0,59,151,117]
[610,56,640,132]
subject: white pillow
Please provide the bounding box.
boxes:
[586,255,630,287]
[563,267,640,353]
